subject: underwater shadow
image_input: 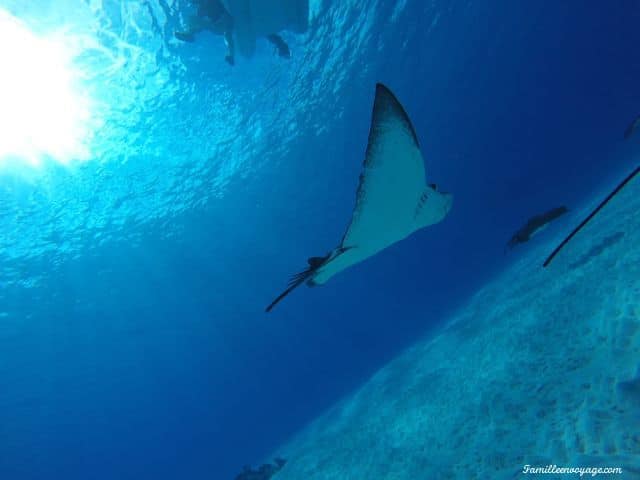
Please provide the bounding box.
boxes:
[568,231,625,270]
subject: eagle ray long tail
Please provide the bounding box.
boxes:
[543,165,639,267]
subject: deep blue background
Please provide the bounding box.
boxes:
[1,1,640,479]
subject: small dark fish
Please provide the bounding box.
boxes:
[234,458,286,480]
[624,116,640,140]
[506,206,569,252]
[543,165,639,267]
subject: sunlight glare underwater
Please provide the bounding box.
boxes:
[0,9,94,169]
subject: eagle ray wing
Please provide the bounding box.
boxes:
[341,84,426,250]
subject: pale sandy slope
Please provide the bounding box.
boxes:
[270,169,640,480]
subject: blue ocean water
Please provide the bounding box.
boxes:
[0,1,638,479]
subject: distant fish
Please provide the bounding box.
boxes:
[624,116,640,139]
[506,206,568,252]
[543,165,639,267]
[266,83,453,312]
[234,458,286,480]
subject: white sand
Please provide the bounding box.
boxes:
[271,171,640,479]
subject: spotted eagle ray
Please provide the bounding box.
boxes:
[266,83,453,312]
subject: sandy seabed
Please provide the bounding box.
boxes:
[271,172,640,479]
